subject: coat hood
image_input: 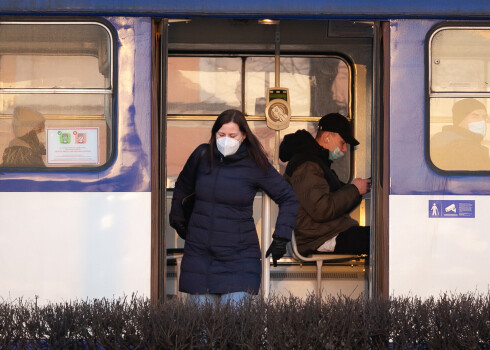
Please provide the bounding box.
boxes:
[279,129,329,163]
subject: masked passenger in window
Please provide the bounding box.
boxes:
[2,107,46,167]
[431,98,490,171]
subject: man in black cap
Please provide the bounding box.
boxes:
[279,113,370,256]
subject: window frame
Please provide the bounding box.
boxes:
[166,53,352,122]
[426,22,490,175]
[0,17,118,172]
[165,53,355,187]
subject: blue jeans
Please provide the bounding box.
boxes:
[187,291,250,305]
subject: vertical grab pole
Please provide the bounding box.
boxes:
[261,194,271,299]
[273,24,281,170]
[274,24,280,88]
[262,23,281,300]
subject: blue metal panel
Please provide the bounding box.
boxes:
[0,0,490,18]
[390,19,490,195]
[0,17,152,192]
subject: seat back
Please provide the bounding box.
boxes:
[289,231,321,262]
[289,231,367,264]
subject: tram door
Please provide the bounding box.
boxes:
[162,19,380,298]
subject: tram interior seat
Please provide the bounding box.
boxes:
[288,231,367,297]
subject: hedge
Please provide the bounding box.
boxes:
[0,292,488,349]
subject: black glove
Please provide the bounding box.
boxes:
[266,237,288,267]
[170,221,187,240]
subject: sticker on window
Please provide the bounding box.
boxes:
[46,127,99,165]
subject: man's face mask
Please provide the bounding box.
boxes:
[468,120,487,136]
[217,136,241,157]
[328,146,345,161]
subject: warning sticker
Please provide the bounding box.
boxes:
[46,127,99,165]
[428,200,475,218]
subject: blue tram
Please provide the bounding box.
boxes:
[1,0,490,303]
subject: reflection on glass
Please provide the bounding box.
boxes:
[430,98,490,171]
[245,57,349,117]
[330,60,349,116]
[168,56,349,117]
[0,94,107,116]
[168,57,242,114]
[431,29,490,92]
[0,23,111,89]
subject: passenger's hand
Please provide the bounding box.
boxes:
[170,221,187,240]
[266,237,288,267]
[351,178,371,195]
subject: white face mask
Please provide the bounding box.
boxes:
[468,120,487,136]
[37,131,46,144]
[217,136,241,156]
[328,146,345,161]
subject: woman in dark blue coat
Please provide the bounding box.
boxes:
[170,109,298,304]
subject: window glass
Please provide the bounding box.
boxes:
[430,98,490,171]
[168,56,349,117]
[166,55,351,187]
[245,57,349,117]
[429,27,490,171]
[0,22,113,169]
[431,29,490,92]
[168,57,242,115]
[0,24,111,89]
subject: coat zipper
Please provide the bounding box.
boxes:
[206,155,224,292]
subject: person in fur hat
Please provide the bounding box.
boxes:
[431,98,490,171]
[2,107,46,167]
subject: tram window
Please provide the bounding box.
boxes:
[245,57,349,117]
[168,57,242,115]
[429,27,490,171]
[168,56,349,117]
[431,29,490,92]
[167,55,351,187]
[0,22,114,169]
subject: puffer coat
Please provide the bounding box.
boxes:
[279,129,361,255]
[170,143,298,295]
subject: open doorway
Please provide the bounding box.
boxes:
[160,18,378,299]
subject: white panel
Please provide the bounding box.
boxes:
[0,192,151,303]
[390,195,490,298]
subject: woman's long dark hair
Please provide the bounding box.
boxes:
[209,109,270,172]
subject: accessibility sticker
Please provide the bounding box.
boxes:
[429,200,475,218]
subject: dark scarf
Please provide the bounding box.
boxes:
[19,129,46,155]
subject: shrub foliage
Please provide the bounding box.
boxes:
[0,292,489,349]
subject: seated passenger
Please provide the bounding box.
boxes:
[2,107,46,167]
[431,98,490,171]
[279,113,371,256]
